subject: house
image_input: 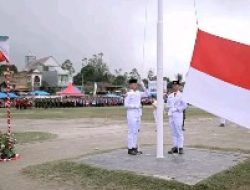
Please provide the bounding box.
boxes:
[0,70,42,92]
[83,82,125,94]
[24,55,72,90]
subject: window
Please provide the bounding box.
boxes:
[43,66,49,71]
[34,76,40,83]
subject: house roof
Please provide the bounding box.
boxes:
[25,56,69,75]
[47,65,69,75]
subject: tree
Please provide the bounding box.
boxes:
[147,69,155,81]
[112,75,127,86]
[176,73,183,82]
[163,77,170,83]
[73,53,111,85]
[112,68,127,86]
[62,59,75,75]
[129,68,141,80]
[0,65,18,76]
[114,68,122,76]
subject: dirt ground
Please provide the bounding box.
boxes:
[0,116,250,190]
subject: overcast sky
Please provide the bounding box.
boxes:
[0,0,249,79]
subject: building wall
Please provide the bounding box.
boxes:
[42,71,58,87]
[57,74,69,87]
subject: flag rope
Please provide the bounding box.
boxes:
[141,0,149,80]
[194,0,199,27]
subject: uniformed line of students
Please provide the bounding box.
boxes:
[34,97,124,108]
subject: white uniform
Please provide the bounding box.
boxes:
[152,100,157,130]
[124,90,146,149]
[166,91,187,148]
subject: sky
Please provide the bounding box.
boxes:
[0,0,250,79]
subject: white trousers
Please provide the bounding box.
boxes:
[169,116,184,148]
[127,111,140,149]
[153,110,157,129]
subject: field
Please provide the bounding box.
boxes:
[0,106,249,190]
[0,106,212,120]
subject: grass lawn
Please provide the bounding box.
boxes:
[0,106,213,121]
[14,132,57,144]
[23,159,250,190]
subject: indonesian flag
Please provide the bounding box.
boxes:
[0,36,10,62]
[183,29,250,129]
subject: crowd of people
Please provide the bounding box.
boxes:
[0,95,153,109]
[34,96,125,108]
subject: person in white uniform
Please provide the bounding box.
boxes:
[152,95,157,132]
[166,81,188,154]
[124,78,147,155]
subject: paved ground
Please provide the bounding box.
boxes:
[0,116,250,190]
[76,146,248,185]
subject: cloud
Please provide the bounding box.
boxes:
[0,0,249,80]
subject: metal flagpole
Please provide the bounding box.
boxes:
[156,0,164,158]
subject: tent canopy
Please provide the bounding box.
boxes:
[30,90,50,96]
[0,92,18,99]
[57,83,84,97]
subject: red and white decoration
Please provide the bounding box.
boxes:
[0,36,9,62]
[0,36,20,162]
[183,29,250,129]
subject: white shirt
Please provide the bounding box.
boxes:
[124,90,143,109]
[166,91,187,117]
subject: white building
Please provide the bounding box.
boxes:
[25,56,73,89]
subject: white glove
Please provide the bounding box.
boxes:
[172,108,178,112]
[168,108,178,116]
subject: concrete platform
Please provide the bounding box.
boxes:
[75,147,248,185]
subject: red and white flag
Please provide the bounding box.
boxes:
[0,36,10,62]
[183,29,250,129]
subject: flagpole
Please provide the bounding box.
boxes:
[156,0,164,158]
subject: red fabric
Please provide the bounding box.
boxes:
[191,29,250,90]
[0,51,7,62]
[57,83,84,97]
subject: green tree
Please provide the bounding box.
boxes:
[0,65,18,76]
[112,75,127,86]
[129,68,141,80]
[73,53,111,84]
[163,77,170,83]
[62,59,75,75]
[112,68,127,86]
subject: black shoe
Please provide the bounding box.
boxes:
[168,147,178,154]
[128,149,137,155]
[178,148,184,154]
[219,124,225,127]
[134,148,143,154]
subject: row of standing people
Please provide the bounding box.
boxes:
[34,97,124,108]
